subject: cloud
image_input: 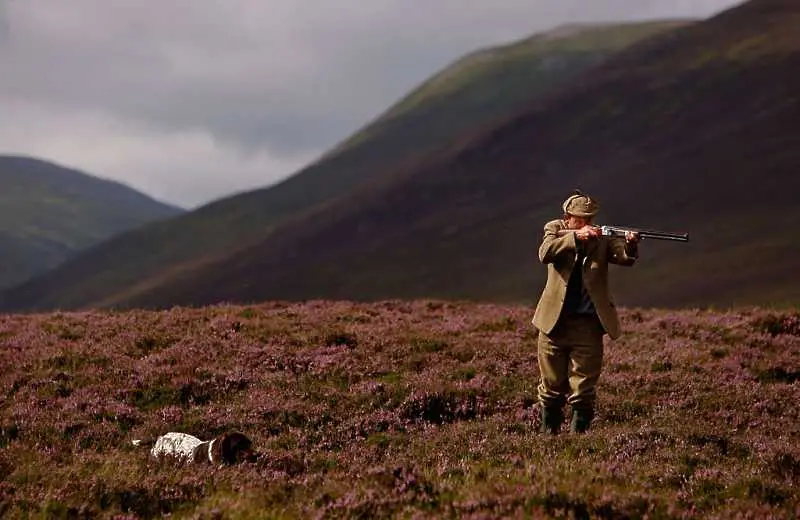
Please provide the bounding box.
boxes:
[0,100,314,208]
[0,0,742,207]
[0,0,8,41]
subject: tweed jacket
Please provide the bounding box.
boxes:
[532,219,637,340]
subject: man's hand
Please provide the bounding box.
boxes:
[575,225,600,241]
[625,231,640,243]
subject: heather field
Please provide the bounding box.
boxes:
[0,301,798,519]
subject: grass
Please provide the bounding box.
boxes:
[0,300,797,518]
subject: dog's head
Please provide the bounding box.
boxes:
[212,431,257,464]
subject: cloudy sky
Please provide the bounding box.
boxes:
[1,0,741,208]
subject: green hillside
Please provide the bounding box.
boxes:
[0,156,182,289]
[0,21,691,311]
[32,0,800,311]
[328,20,691,157]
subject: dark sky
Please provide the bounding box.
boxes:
[0,0,742,207]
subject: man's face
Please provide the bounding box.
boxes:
[564,214,592,230]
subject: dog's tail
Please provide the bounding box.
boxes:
[131,438,155,448]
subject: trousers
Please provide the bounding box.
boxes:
[537,313,605,411]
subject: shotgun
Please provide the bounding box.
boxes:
[557,225,689,242]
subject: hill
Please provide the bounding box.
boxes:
[0,301,797,517]
[67,0,800,311]
[325,20,691,158]
[0,156,182,289]
[0,21,692,312]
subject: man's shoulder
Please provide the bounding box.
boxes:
[543,219,565,231]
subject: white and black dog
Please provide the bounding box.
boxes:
[133,431,257,465]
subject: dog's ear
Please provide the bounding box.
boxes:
[220,432,253,464]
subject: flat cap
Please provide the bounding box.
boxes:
[562,189,599,217]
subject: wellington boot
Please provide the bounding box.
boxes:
[540,406,564,435]
[569,408,594,434]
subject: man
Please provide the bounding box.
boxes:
[531,190,639,434]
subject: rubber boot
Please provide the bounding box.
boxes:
[570,408,594,434]
[540,405,564,435]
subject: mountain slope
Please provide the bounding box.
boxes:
[0,21,691,312]
[0,156,183,288]
[66,0,800,310]
[326,20,691,158]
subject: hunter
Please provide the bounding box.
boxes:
[531,190,639,434]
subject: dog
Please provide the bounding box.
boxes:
[132,431,257,464]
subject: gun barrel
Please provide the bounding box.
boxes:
[554,225,689,242]
[638,230,689,242]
